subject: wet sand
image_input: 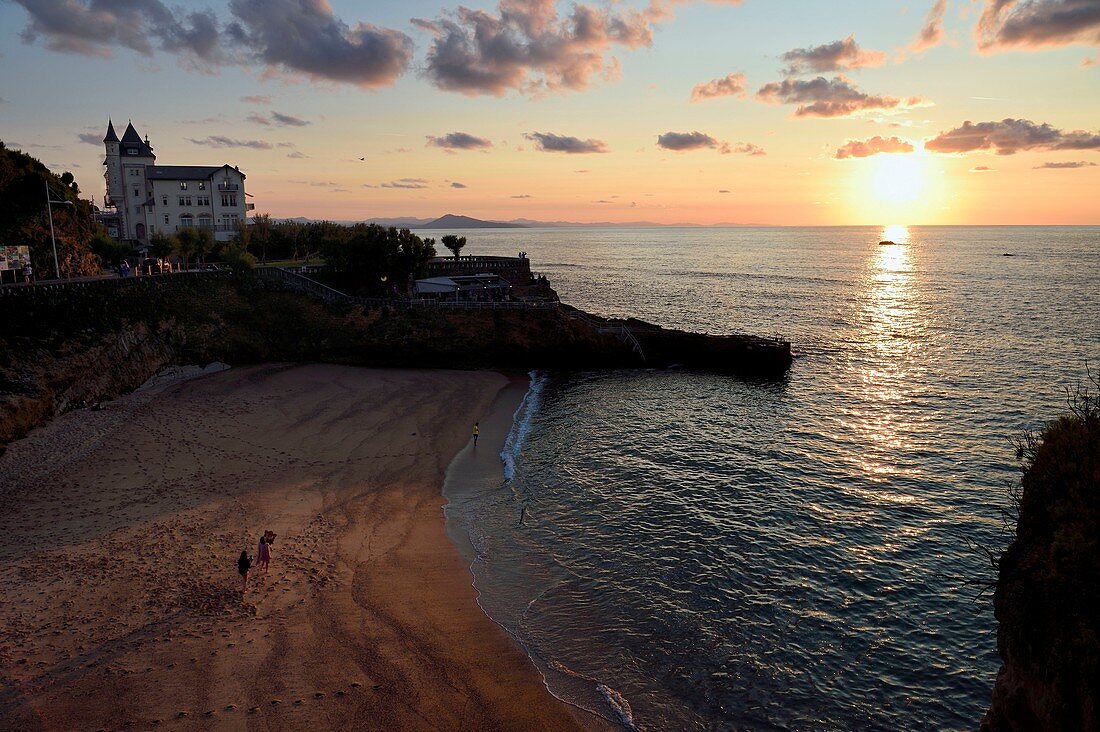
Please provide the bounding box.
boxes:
[0,364,587,730]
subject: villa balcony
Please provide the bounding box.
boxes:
[246,202,255,211]
[217,182,239,191]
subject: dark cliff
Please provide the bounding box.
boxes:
[1,273,791,450]
[982,386,1100,731]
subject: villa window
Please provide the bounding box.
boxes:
[180,182,188,190]
[222,194,238,207]
[164,215,170,225]
[162,196,168,206]
[198,182,206,190]
[180,214,194,228]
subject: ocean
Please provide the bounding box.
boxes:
[441,226,1100,731]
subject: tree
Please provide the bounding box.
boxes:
[322,224,436,296]
[175,227,198,269]
[441,234,467,259]
[0,142,100,278]
[220,239,257,273]
[89,226,132,267]
[249,213,272,263]
[149,231,176,259]
[193,227,215,264]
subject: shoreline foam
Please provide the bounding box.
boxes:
[442,373,623,731]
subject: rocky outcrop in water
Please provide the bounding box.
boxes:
[982,391,1100,731]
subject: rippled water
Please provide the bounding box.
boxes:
[443,226,1100,730]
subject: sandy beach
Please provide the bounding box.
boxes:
[0,364,588,731]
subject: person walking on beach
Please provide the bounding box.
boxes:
[237,551,252,593]
[257,530,275,573]
[257,533,271,574]
[472,422,479,447]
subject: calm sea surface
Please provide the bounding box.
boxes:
[441,226,1100,731]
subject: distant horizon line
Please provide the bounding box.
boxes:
[263,215,1100,229]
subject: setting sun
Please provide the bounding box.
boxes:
[873,156,923,204]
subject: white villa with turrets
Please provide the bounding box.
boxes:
[100,119,253,246]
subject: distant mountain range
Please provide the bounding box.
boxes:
[275,213,762,229]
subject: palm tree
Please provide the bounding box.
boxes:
[441,234,466,259]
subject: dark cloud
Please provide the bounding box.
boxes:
[379,178,430,189]
[451,181,468,188]
[925,118,1100,154]
[690,72,746,102]
[247,111,310,127]
[780,36,886,75]
[657,131,722,152]
[271,111,309,127]
[756,75,926,118]
[970,166,996,172]
[718,189,730,193]
[1034,160,1098,168]
[426,132,493,150]
[228,0,412,88]
[287,151,310,159]
[241,94,272,104]
[657,132,764,155]
[511,194,532,198]
[188,136,273,149]
[414,0,654,96]
[835,136,916,159]
[908,0,948,53]
[13,0,226,62]
[77,132,101,145]
[13,0,412,89]
[524,132,608,154]
[977,0,1100,53]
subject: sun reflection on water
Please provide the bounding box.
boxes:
[844,226,923,484]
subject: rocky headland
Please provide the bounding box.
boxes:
[982,385,1100,731]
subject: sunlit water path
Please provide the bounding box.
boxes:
[443,226,1100,730]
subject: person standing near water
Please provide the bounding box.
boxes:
[472,422,479,447]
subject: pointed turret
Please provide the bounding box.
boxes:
[119,121,155,159]
[104,119,119,143]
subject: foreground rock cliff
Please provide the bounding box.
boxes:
[982,385,1100,731]
[1,273,790,450]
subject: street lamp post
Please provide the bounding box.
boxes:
[45,181,74,279]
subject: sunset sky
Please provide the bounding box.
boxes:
[1,0,1097,225]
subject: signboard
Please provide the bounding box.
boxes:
[1,246,30,270]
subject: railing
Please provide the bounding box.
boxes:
[0,269,233,296]
[254,267,351,304]
[565,310,646,362]
[428,255,526,264]
[246,203,255,211]
[256,266,560,311]
[218,183,239,191]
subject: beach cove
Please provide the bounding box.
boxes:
[0,363,593,731]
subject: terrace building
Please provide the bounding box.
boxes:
[99,119,253,246]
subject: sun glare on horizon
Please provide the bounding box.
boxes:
[872,156,923,205]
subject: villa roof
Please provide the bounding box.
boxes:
[120,121,154,157]
[104,119,119,143]
[145,165,222,181]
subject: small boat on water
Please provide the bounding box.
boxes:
[879,240,898,246]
